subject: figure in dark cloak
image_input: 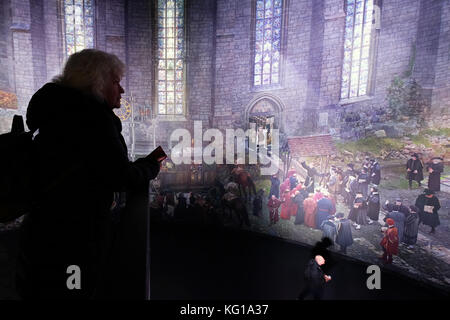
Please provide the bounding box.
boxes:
[357,167,370,198]
[369,159,381,185]
[362,156,371,171]
[310,238,335,274]
[415,189,441,234]
[348,192,367,229]
[344,163,357,179]
[301,161,325,191]
[426,157,444,192]
[252,189,264,217]
[335,213,353,254]
[403,205,420,248]
[297,255,331,300]
[174,194,187,220]
[320,216,337,244]
[269,174,280,199]
[367,186,380,224]
[293,188,308,225]
[343,175,357,208]
[406,153,424,189]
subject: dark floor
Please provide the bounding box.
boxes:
[149,219,449,300]
[1,217,449,300]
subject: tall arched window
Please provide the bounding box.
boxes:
[253,0,283,87]
[341,0,374,100]
[63,0,95,57]
[156,0,185,115]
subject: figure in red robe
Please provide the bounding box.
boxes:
[280,188,291,219]
[303,193,317,228]
[267,195,283,225]
[380,218,399,264]
[289,190,298,217]
[313,189,324,203]
[280,180,289,196]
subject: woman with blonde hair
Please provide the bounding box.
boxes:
[17,49,163,299]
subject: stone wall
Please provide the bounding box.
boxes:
[0,0,449,143]
[0,0,13,92]
[431,0,450,119]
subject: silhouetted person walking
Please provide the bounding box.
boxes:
[297,255,331,300]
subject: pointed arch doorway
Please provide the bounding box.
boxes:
[245,95,284,153]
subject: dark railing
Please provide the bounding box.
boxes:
[158,165,217,190]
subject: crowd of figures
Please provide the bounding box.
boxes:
[266,153,444,264]
[150,153,444,265]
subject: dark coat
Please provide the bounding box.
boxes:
[301,162,324,191]
[269,176,280,198]
[415,194,441,228]
[367,192,380,221]
[370,162,381,185]
[304,259,325,290]
[293,190,307,225]
[427,162,444,192]
[382,203,410,217]
[252,195,262,216]
[406,159,424,182]
[356,172,369,197]
[320,220,337,242]
[348,179,359,206]
[384,211,405,243]
[403,212,419,245]
[17,83,160,299]
[336,219,353,248]
[348,196,367,225]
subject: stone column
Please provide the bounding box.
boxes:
[10,0,35,113]
[43,0,63,82]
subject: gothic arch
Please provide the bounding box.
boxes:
[244,93,285,132]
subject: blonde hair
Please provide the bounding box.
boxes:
[53,49,125,100]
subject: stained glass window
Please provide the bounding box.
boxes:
[64,0,95,57]
[341,0,373,99]
[254,0,283,87]
[157,0,185,115]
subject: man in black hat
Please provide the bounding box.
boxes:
[335,212,353,254]
[382,198,410,217]
[406,153,424,189]
[415,189,441,234]
[426,157,444,193]
[369,159,381,186]
[357,167,370,198]
[301,161,326,192]
[345,163,357,177]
